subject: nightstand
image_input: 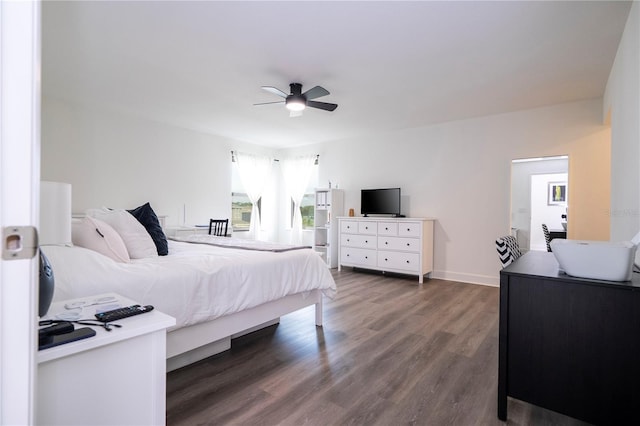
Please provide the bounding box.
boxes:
[36,293,175,426]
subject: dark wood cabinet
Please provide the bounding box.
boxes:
[498,251,640,424]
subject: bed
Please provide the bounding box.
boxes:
[42,235,337,370]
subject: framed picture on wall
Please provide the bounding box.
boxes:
[548,182,567,205]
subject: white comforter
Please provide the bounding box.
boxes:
[42,240,337,331]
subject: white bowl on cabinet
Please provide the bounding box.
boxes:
[550,239,637,282]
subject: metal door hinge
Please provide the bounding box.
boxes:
[2,226,38,260]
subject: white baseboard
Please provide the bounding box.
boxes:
[431,270,499,287]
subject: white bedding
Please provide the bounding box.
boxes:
[42,240,336,331]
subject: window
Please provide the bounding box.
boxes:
[295,193,315,229]
[231,192,261,232]
[231,161,264,232]
[291,163,318,229]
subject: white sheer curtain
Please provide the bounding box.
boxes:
[281,154,316,244]
[235,152,273,240]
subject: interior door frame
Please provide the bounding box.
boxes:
[510,155,569,251]
[0,1,41,423]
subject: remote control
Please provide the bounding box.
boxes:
[94,304,154,322]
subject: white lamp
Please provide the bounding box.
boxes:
[40,181,72,246]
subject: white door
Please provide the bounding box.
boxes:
[0,1,41,424]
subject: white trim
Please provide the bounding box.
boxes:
[431,270,500,287]
[512,155,569,163]
[0,1,41,423]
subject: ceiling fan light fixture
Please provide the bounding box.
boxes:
[257,83,337,114]
[286,97,306,111]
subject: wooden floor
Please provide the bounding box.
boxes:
[166,269,589,425]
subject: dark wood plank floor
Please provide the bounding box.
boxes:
[166,269,590,425]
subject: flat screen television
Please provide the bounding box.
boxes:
[361,188,402,217]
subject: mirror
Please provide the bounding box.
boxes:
[511,156,569,252]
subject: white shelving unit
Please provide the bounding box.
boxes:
[313,188,344,268]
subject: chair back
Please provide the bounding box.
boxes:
[209,219,229,236]
[541,224,552,252]
[496,235,522,268]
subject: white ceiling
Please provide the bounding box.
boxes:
[42,1,632,149]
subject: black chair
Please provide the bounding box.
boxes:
[541,224,552,252]
[496,235,522,268]
[209,219,229,236]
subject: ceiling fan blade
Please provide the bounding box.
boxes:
[307,100,338,111]
[261,86,288,98]
[303,86,330,100]
[253,101,285,106]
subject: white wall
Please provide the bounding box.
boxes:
[41,97,276,229]
[42,95,611,287]
[604,1,640,241]
[283,99,611,286]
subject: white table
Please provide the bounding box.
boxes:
[163,225,210,238]
[36,293,175,426]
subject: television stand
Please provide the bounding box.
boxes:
[338,217,434,283]
[362,214,405,218]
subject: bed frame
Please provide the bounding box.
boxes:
[166,289,323,371]
[67,216,327,371]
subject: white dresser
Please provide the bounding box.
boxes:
[338,217,434,283]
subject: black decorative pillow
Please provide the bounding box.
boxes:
[127,202,168,256]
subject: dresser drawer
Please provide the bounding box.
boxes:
[358,222,377,235]
[378,251,420,272]
[378,236,420,252]
[340,220,358,234]
[377,222,398,236]
[341,247,377,267]
[398,222,421,237]
[341,234,377,249]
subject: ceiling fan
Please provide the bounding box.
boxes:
[254,83,338,117]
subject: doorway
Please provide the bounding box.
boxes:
[511,156,569,251]
[530,173,568,251]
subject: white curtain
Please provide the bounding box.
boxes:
[281,154,316,244]
[235,152,273,240]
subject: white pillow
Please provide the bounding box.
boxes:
[86,208,158,259]
[71,217,130,263]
